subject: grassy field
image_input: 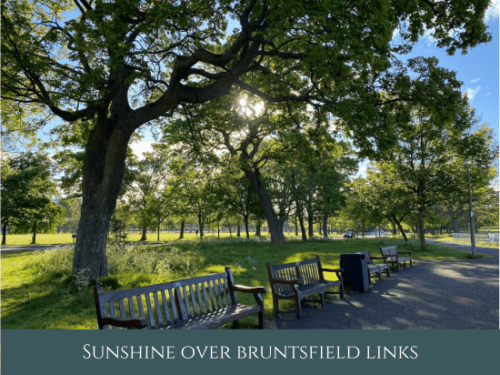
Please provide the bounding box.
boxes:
[1,236,488,330]
[0,231,294,246]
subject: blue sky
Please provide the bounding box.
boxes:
[401,2,499,139]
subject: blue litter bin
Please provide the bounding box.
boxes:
[340,253,370,293]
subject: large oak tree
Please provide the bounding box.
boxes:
[2,0,491,280]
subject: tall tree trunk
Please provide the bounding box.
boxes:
[323,214,329,239]
[198,214,204,239]
[227,223,232,237]
[237,225,241,237]
[2,222,8,245]
[140,227,147,241]
[244,216,250,239]
[73,119,131,281]
[243,168,286,245]
[255,223,261,237]
[179,220,185,239]
[392,215,408,243]
[418,210,426,250]
[31,221,37,244]
[308,213,314,238]
[298,209,308,241]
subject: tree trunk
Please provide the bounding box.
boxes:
[243,168,286,245]
[255,223,261,237]
[323,214,329,239]
[2,222,8,245]
[298,210,308,241]
[392,215,408,243]
[73,118,131,281]
[140,227,147,241]
[31,221,37,244]
[308,213,314,239]
[237,225,241,237]
[198,214,204,239]
[244,216,250,239]
[179,220,185,239]
[418,211,426,250]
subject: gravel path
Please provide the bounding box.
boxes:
[268,259,499,330]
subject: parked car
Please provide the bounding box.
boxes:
[343,230,354,239]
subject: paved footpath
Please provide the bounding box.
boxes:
[269,259,499,330]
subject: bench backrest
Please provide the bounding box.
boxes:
[360,251,374,264]
[94,267,238,330]
[267,257,324,295]
[380,246,398,258]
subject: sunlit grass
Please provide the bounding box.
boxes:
[1,230,315,246]
[1,237,488,330]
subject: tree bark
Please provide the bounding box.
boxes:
[31,221,37,244]
[139,227,146,241]
[323,214,329,239]
[392,214,408,243]
[418,210,426,250]
[179,220,185,239]
[255,223,261,237]
[308,214,314,239]
[298,209,308,241]
[73,117,131,281]
[2,223,7,245]
[243,168,286,245]
[244,216,250,239]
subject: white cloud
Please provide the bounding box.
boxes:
[465,86,482,101]
[470,78,481,83]
[485,0,499,23]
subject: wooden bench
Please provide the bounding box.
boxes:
[94,267,266,330]
[266,256,344,319]
[360,251,390,280]
[380,246,413,272]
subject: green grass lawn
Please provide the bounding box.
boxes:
[0,231,308,246]
[1,236,488,330]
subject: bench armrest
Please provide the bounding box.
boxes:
[101,317,147,329]
[370,256,386,260]
[233,285,267,294]
[321,267,344,278]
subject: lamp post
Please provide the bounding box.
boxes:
[464,158,476,257]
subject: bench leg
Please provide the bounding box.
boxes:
[232,320,240,329]
[295,295,302,319]
[272,296,280,317]
[258,307,264,329]
[320,292,325,308]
